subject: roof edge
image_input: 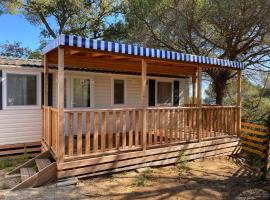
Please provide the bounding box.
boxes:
[42,34,246,70]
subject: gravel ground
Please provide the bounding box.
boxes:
[1,156,269,200]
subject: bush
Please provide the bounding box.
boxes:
[0,182,9,190]
[0,158,12,170]
[177,151,188,171]
[133,167,153,187]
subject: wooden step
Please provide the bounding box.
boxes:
[35,158,51,171]
[20,168,36,182]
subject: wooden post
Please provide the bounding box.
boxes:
[44,55,48,107]
[141,59,147,151]
[58,47,65,162]
[262,128,270,180]
[192,74,196,105]
[197,67,202,141]
[43,55,49,149]
[237,70,242,136]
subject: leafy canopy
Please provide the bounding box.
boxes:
[123,0,270,104]
[4,0,122,40]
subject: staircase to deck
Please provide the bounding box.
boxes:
[7,151,56,191]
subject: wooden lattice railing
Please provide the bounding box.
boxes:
[240,122,270,179]
[43,106,239,161]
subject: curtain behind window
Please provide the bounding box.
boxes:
[157,82,172,105]
[7,74,37,106]
[72,78,90,107]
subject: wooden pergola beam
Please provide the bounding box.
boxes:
[197,67,202,142]
[43,55,48,106]
[141,59,147,151]
[192,74,196,104]
[237,70,242,136]
[58,47,65,163]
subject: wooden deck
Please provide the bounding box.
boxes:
[42,105,240,178]
[57,136,240,179]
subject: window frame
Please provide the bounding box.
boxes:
[2,70,41,110]
[155,80,174,106]
[111,77,127,106]
[70,76,93,108]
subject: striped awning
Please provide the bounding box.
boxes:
[42,34,245,70]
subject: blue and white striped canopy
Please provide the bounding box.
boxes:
[43,34,245,70]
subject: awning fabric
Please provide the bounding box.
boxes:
[43,34,245,70]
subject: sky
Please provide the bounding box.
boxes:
[0,13,209,98]
[0,14,41,50]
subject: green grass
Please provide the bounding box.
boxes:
[0,182,10,190]
[0,157,13,170]
[177,151,190,175]
[133,167,153,187]
[0,154,31,171]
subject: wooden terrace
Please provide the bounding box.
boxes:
[41,35,243,178]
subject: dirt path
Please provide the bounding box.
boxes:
[1,156,270,200]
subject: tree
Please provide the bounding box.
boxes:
[4,0,121,40]
[0,41,41,59]
[205,76,270,125]
[123,0,270,104]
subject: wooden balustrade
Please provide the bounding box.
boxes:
[43,106,51,147]
[43,106,239,160]
[43,106,59,156]
[201,106,239,139]
[64,108,143,158]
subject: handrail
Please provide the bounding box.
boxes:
[63,105,239,112]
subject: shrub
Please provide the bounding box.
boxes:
[0,158,12,169]
[133,167,153,187]
[177,151,188,171]
[0,182,10,190]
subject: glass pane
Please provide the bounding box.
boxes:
[7,74,37,106]
[114,79,124,104]
[157,82,172,105]
[73,78,90,107]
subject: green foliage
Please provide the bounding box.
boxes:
[133,167,153,187]
[205,77,270,125]
[0,41,41,59]
[0,157,12,169]
[0,182,10,190]
[22,148,29,161]
[123,0,270,104]
[3,0,122,40]
[177,151,188,172]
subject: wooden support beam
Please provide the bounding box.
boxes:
[237,70,241,136]
[43,55,48,145]
[197,67,202,141]
[58,47,65,162]
[192,74,196,104]
[141,59,147,151]
[44,55,48,106]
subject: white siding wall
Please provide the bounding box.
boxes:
[53,71,190,108]
[0,66,190,145]
[0,67,43,146]
[0,109,42,145]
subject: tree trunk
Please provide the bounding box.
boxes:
[207,71,231,105]
[213,79,226,105]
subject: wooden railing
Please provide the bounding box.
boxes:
[61,106,239,159]
[64,108,143,157]
[201,106,239,139]
[43,106,239,160]
[43,106,58,156]
[240,122,270,179]
[43,106,51,148]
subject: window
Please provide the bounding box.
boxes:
[157,81,172,105]
[72,78,90,107]
[6,73,38,106]
[113,79,125,105]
